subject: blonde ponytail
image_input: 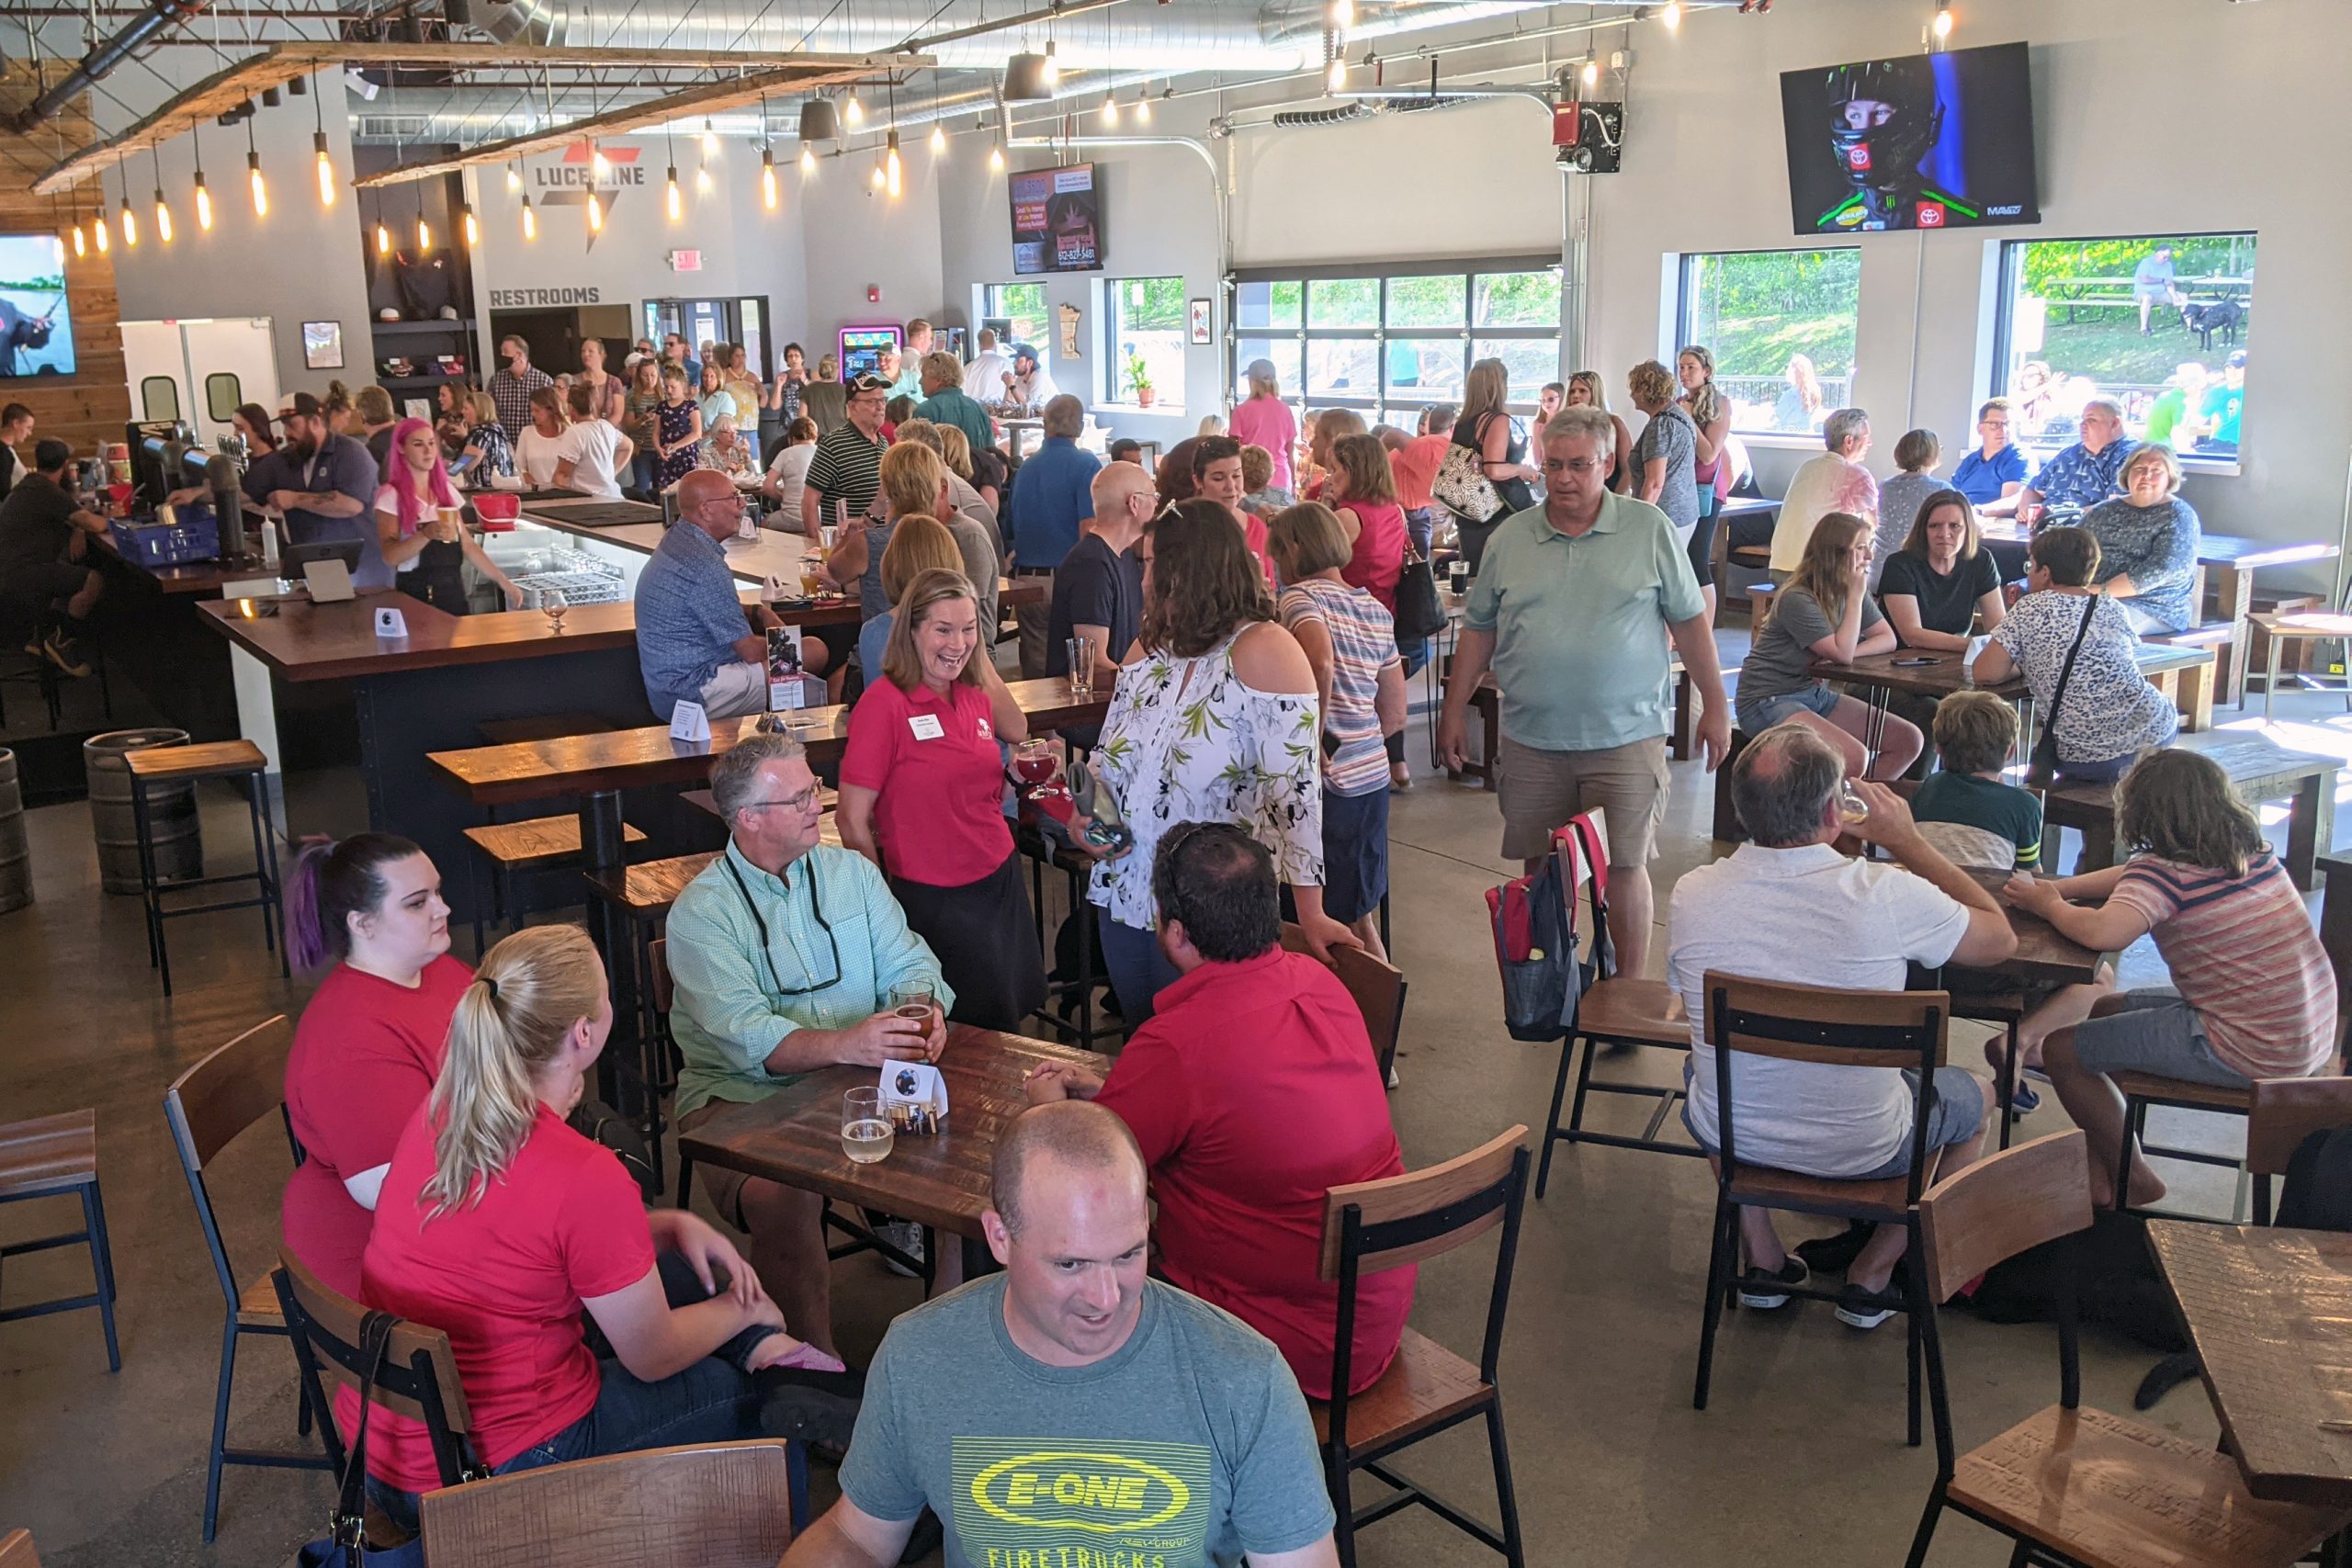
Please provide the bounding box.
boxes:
[423,925,605,1218]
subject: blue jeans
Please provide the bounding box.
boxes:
[367,1254,776,1532]
[1099,914,1179,1025]
[629,451,662,498]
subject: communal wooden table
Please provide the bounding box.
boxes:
[678,1024,1111,1274]
[1957,866,2105,988]
[2041,732,2339,890]
[2149,1222,2352,1509]
[1810,640,2218,753]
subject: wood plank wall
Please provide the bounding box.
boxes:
[0,62,130,458]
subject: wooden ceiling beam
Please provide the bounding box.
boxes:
[350,57,929,186]
[30,42,921,196]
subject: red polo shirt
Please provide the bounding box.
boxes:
[842,676,1012,888]
[1095,947,1413,1398]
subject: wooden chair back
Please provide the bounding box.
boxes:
[649,935,673,1017]
[1317,1125,1530,1282]
[1917,1131,2093,1302]
[275,1250,480,1487]
[1279,923,1406,1080]
[2245,1076,2352,1179]
[1702,974,1951,1071]
[164,1015,294,1171]
[0,1529,41,1566]
[419,1440,796,1567]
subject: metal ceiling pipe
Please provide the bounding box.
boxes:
[11,0,209,131]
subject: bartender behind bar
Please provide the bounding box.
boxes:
[245,390,384,585]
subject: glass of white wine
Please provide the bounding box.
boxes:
[1838,777,1871,825]
[541,586,568,633]
[842,1087,892,1165]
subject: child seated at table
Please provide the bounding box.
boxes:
[1911,693,2043,874]
[1999,749,2337,1208]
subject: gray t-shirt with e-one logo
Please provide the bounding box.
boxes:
[838,1275,1335,1568]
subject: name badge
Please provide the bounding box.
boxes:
[908,713,945,741]
[977,716,994,740]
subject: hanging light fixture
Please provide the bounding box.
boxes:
[461,200,479,246]
[665,128,684,220]
[930,121,947,154]
[587,186,605,230]
[762,146,780,209]
[701,118,719,155]
[415,186,432,250]
[374,192,390,254]
[591,141,610,179]
[246,119,268,216]
[800,143,818,174]
[1580,56,1600,86]
[311,75,335,207]
[118,162,137,247]
[191,125,213,232]
[1327,49,1347,93]
[152,147,174,244]
[93,193,109,254]
[697,160,714,194]
[885,129,902,197]
[1931,0,1953,41]
[1136,87,1154,125]
[520,193,538,240]
[1102,90,1119,126]
[800,96,841,143]
[1660,0,1682,29]
[505,163,522,192]
[1042,39,1059,87]
[846,90,865,128]
[70,217,85,258]
[1004,53,1051,100]
[989,140,1006,173]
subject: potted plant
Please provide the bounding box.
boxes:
[1125,352,1155,408]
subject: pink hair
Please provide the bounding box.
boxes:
[384,416,459,537]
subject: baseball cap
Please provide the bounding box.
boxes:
[274,391,324,423]
[2226,349,2248,368]
[1012,344,1039,365]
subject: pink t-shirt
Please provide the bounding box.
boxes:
[1230,397,1300,491]
[840,676,1012,888]
[361,1105,655,1491]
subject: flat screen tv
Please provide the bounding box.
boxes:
[1009,163,1101,276]
[1779,41,2040,235]
[0,234,74,378]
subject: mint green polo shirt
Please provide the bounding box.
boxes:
[1464,491,1705,753]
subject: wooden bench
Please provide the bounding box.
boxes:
[2041,734,2338,889]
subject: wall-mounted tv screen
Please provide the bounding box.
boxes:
[1010,164,1101,276]
[1779,41,2040,235]
[0,234,74,378]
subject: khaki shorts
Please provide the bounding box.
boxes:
[678,1099,763,1229]
[1497,734,1670,866]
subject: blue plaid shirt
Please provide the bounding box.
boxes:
[2030,437,2139,512]
[633,522,749,716]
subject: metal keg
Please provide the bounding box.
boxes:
[85,728,204,895]
[0,749,28,914]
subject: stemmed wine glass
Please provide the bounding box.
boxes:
[541,586,569,633]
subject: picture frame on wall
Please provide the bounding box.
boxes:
[302,321,345,371]
[1188,299,1212,345]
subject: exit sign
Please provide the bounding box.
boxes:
[669,250,703,272]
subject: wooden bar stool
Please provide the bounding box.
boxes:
[0,1109,121,1371]
[124,739,284,998]
[461,815,649,957]
[584,852,721,1191]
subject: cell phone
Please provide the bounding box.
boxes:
[1892,656,1938,667]
[449,452,479,475]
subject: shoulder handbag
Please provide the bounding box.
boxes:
[1487,813,1615,1042]
[1432,423,1504,525]
[2025,595,2100,786]
[1390,539,1446,644]
[297,1312,425,1568]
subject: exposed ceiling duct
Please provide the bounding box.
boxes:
[10,0,210,132]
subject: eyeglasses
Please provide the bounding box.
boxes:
[741,785,823,813]
[1545,457,1608,474]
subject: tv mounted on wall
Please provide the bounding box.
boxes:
[0,234,75,378]
[1009,164,1102,276]
[1779,41,2041,235]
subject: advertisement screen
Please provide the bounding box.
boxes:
[1009,164,1101,276]
[0,234,75,378]
[1779,41,2041,235]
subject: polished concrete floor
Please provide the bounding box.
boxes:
[3,660,2345,1566]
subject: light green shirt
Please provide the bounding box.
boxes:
[887,367,927,404]
[1464,491,1705,753]
[665,840,952,1120]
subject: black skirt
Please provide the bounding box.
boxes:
[889,850,1048,1032]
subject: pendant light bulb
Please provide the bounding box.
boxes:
[800,143,817,174]
[1660,0,1681,28]
[71,221,85,258]
[1327,53,1347,92]
[94,203,108,254]
[1136,92,1153,125]
[1931,1,1952,39]
[461,202,479,246]
[1330,0,1353,29]
[885,130,902,197]
[845,92,865,128]
[120,203,137,248]
[870,161,885,190]
[194,172,213,231]
[587,189,604,230]
[696,162,714,193]
[154,187,174,244]
[1042,40,1059,87]
[989,141,1005,173]
[929,122,947,154]
[701,119,719,155]
[313,130,335,207]
[1102,92,1118,126]
[763,147,780,209]
[247,150,267,216]
[591,143,610,178]
[505,164,521,192]
[376,217,390,254]
[416,211,431,250]
[1580,56,1600,87]
[666,166,683,220]
[521,194,537,240]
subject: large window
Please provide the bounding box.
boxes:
[1991,232,2256,455]
[1106,276,1187,407]
[1235,262,1560,425]
[984,282,1048,348]
[1676,249,1861,436]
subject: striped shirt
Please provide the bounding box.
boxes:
[1279,578,1399,797]
[804,423,888,528]
[2109,851,2335,1078]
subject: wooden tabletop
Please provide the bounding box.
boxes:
[2255,611,2352,641]
[428,676,1111,806]
[2148,1222,2352,1507]
[676,1025,1111,1237]
[1961,867,2104,987]
[1717,495,1781,519]
[1976,523,2338,575]
[1811,641,2211,701]
[200,590,643,681]
[2042,734,2338,810]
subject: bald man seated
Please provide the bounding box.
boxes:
[634,468,827,721]
[781,1100,1340,1568]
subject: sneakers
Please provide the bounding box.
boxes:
[753,1363,865,1448]
[1737,1256,1809,1310]
[1835,1282,1903,1331]
[1793,1221,1874,1279]
[877,1218,924,1278]
[2005,1083,2041,1115]
[40,628,90,678]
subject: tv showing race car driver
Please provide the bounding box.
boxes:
[1779,40,2041,235]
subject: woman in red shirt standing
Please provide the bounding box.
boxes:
[1322,434,1407,614]
[840,568,1045,1030]
[360,926,854,1531]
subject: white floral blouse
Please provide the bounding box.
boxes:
[1086,628,1325,931]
